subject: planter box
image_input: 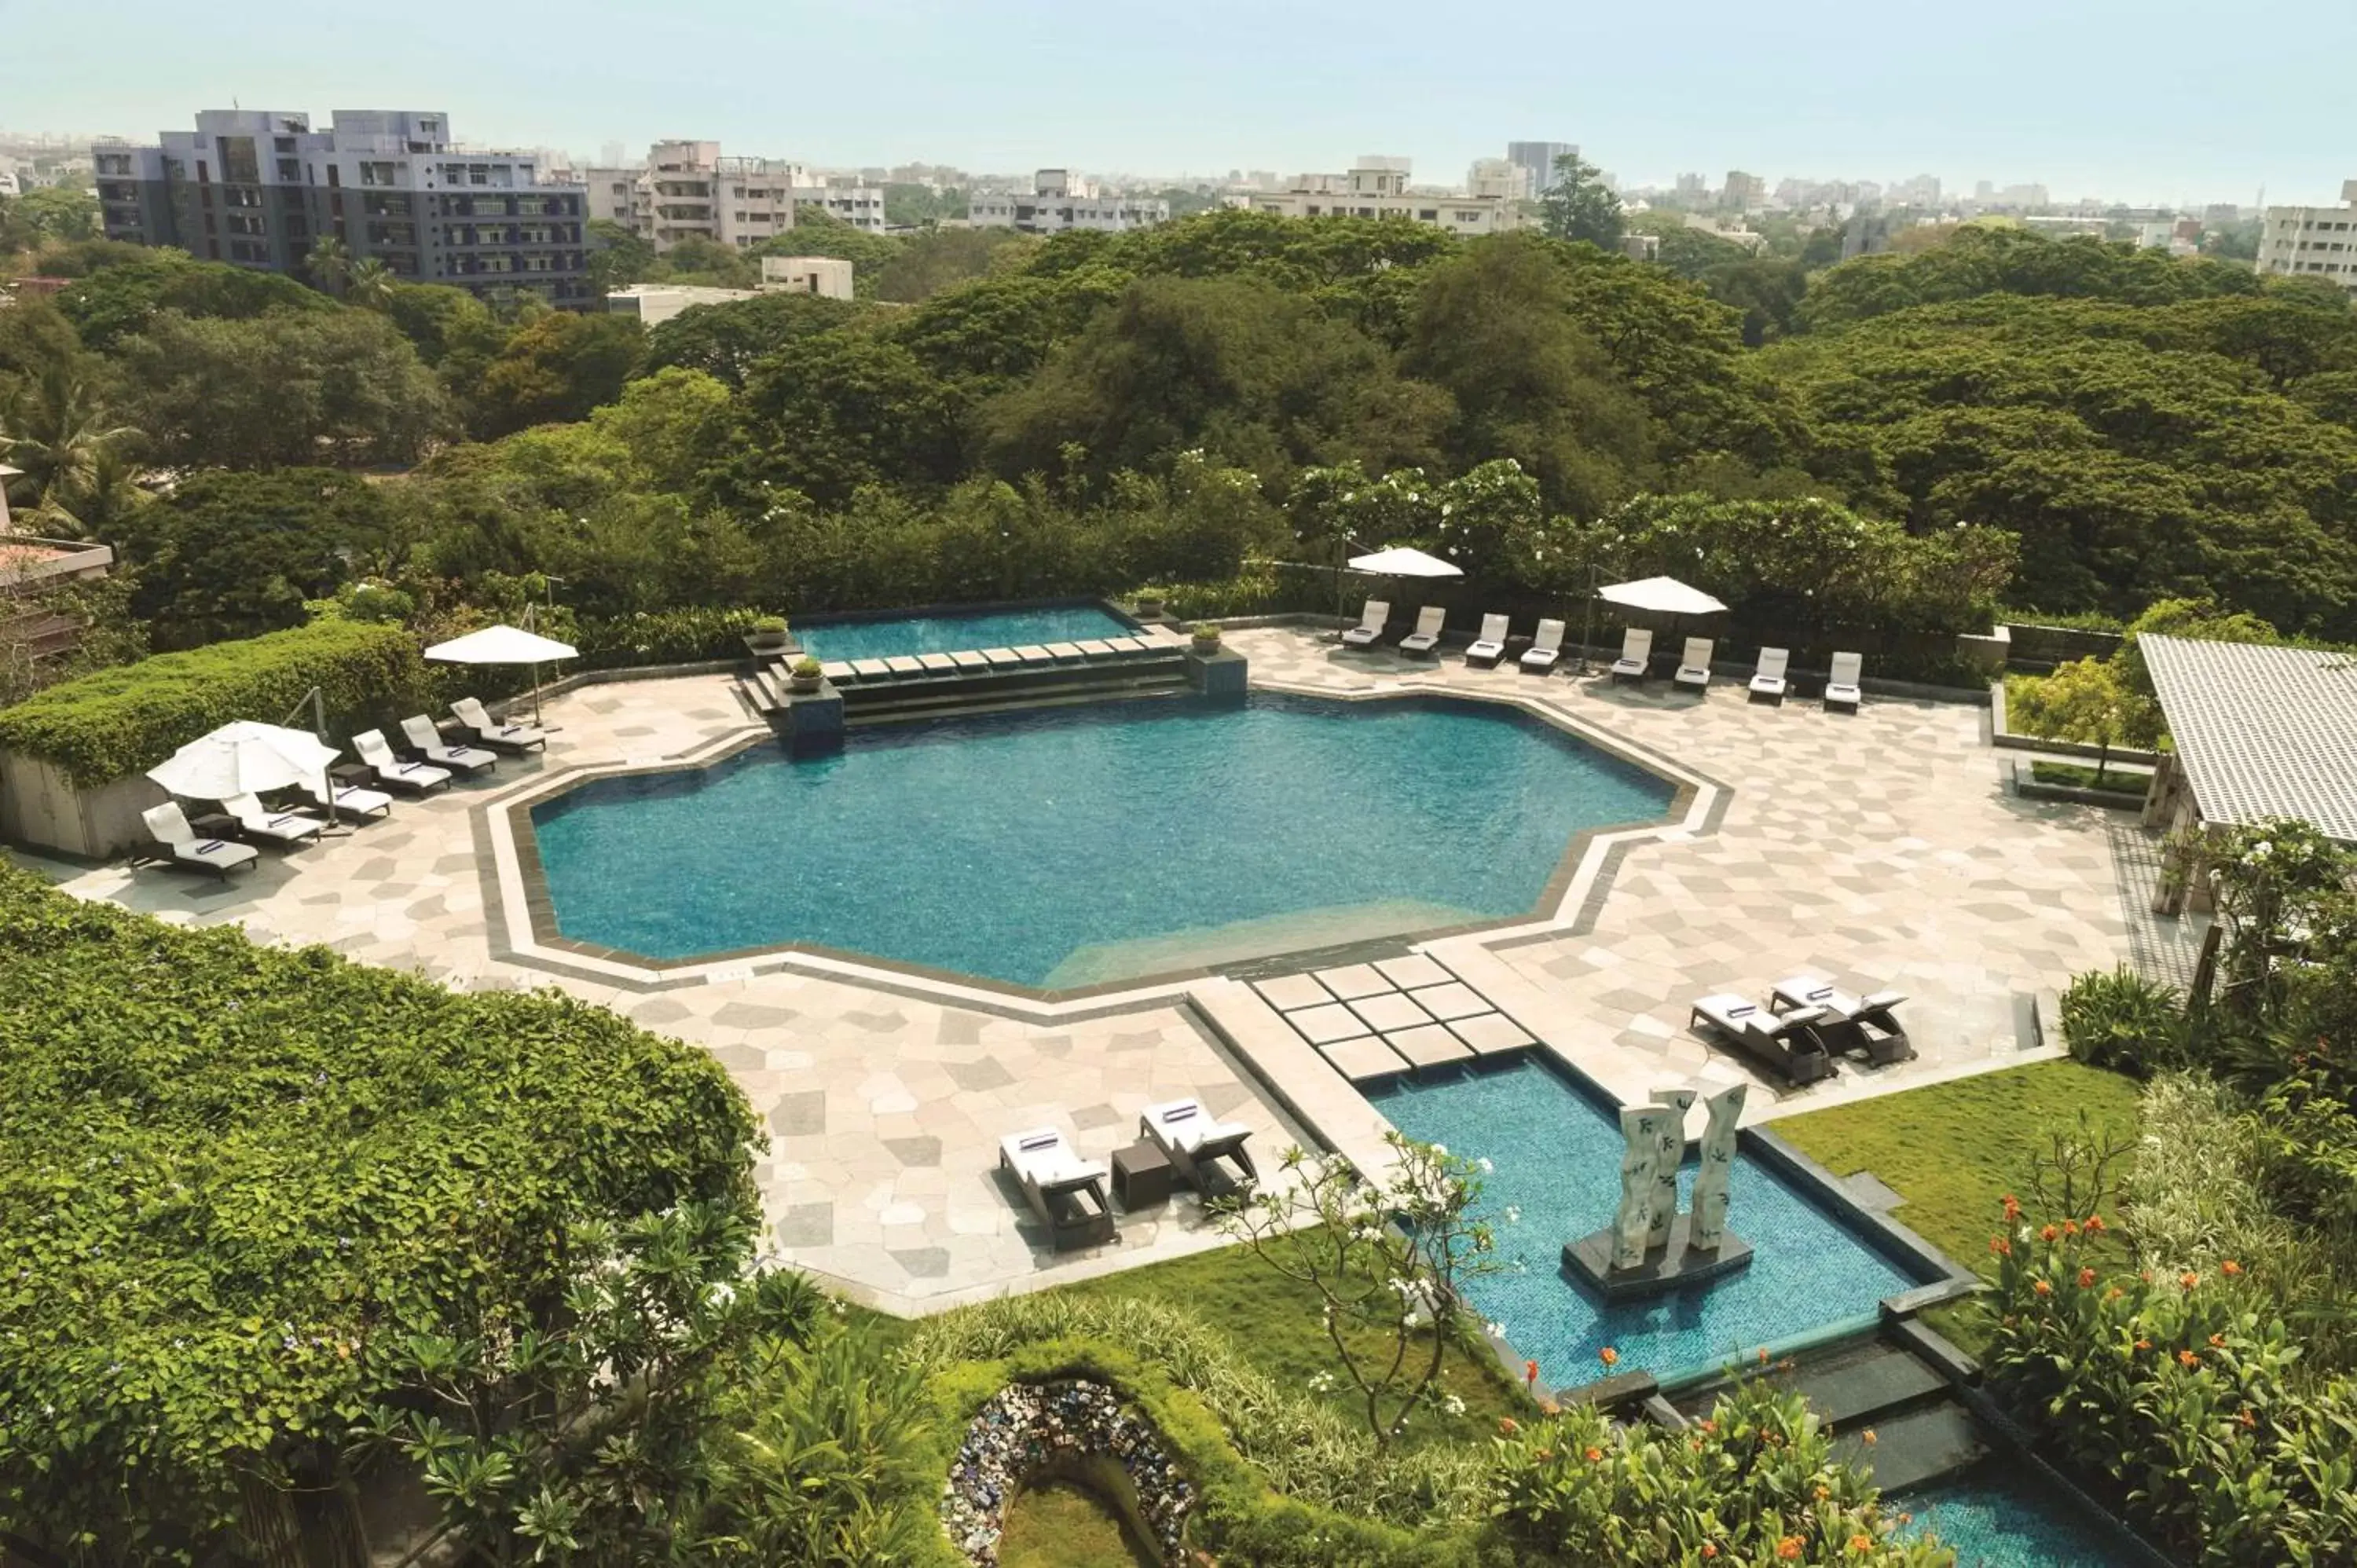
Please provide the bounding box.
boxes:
[0,747,169,859]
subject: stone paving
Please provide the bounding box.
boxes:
[19,630,2156,1310]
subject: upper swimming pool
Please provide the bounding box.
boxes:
[1367,1057,1929,1387]
[795,603,1139,663]
[524,692,1675,988]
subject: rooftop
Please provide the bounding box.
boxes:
[2139,633,2357,844]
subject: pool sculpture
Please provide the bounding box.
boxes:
[1564,1084,1754,1302]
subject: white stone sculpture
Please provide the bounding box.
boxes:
[1688,1084,1747,1251]
[1646,1089,1696,1247]
[1611,1104,1672,1270]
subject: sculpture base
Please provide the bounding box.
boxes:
[1563,1215,1754,1302]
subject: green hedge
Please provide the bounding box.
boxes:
[0,619,424,787]
[574,606,767,669]
[0,862,763,1558]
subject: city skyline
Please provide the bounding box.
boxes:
[7,0,2355,207]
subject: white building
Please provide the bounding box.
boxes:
[607,254,856,322]
[2256,181,2357,295]
[1245,157,1524,233]
[967,170,1168,234]
[760,255,853,299]
[587,140,886,252]
[1466,158,1532,202]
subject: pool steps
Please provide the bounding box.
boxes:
[735,630,1193,725]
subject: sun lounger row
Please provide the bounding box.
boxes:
[1345,602,1572,672]
[1001,1099,1259,1251]
[1613,631,1863,710]
[138,700,542,878]
[1690,976,1914,1086]
[820,635,1173,688]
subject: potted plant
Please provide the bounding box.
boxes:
[1190,621,1222,652]
[1131,586,1168,618]
[749,614,790,651]
[789,654,823,694]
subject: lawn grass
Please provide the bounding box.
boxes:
[1772,1060,2145,1354]
[2030,758,2150,795]
[1056,1234,1531,1445]
[998,1480,1156,1568]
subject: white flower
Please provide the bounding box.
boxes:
[1505,1206,1522,1224]
[1442,1394,1467,1417]
[1476,1156,1494,1174]
[1485,1321,1507,1338]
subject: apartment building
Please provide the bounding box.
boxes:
[1245,158,1524,234]
[588,141,887,251]
[966,170,1168,234]
[94,110,592,306]
[2256,181,2357,295]
[1506,140,1574,195]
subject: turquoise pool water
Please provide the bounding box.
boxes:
[1366,1059,1925,1387]
[1897,1464,2135,1566]
[528,693,1673,986]
[797,603,1137,661]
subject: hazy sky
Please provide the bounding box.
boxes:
[5,0,2351,204]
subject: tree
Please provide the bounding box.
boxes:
[55,249,330,350]
[752,208,903,293]
[1219,1133,1505,1453]
[8,184,100,245]
[1538,152,1625,250]
[113,467,391,645]
[2005,655,2153,786]
[587,218,657,294]
[727,327,964,503]
[470,310,645,438]
[0,361,141,532]
[305,234,352,299]
[639,290,861,387]
[872,226,1033,303]
[345,257,396,311]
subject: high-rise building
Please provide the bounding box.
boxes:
[586,141,888,252]
[1506,141,1575,195]
[94,109,593,307]
[1721,170,1763,211]
[2255,180,2357,295]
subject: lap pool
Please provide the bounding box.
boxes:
[1366,1057,1930,1387]
[525,692,1675,987]
[795,603,1138,662]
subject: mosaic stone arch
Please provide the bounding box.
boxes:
[941,1377,1195,1566]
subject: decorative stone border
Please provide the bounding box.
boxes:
[942,1379,1194,1566]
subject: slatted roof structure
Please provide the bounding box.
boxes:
[2139,634,2357,845]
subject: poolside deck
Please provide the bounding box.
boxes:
[20,626,2152,1312]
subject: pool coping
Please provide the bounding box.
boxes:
[475,679,1722,1022]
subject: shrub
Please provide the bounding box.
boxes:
[751,613,789,636]
[2060,966,2187,1075]
[791,654,822,678]
[571,605,768,669]
[0,863,761,1559]
[0,619,423,786]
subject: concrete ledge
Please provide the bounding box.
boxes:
[1988,680,2163,764]
[2008,757,2149,809]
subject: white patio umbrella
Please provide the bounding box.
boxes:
[1347,545,1464,580]
[1596,575,1728,617]
[147,720,343,826]
[423,624,579,728]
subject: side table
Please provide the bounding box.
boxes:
[1111,1140,1173,1211]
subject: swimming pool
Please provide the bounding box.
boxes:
[795,603,1138,662]
[1366,1058,1926,1387]
[1896,1463,2136,1566]
[526,692,1675,987]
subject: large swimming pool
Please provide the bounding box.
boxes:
[526,692,1673,987]
[1895,1464,2136,1566]
[796,603,1138,662]
[1367,1058,1926,1387]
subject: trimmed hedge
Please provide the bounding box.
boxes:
[574,606,767,670]
[0,862,763,1557]
[0,619,424,787]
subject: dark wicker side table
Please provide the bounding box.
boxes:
[1112,1140,1173,1211]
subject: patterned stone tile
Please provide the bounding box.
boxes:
[1347,991,1430,1032]
[1314,962,1391,999]
[1253,973,1331,1011]
[1373,953,1450,989]
[1289,1003,1371,1044]
[1319,1035,1408,1080]
[1385,1024,1472,1067]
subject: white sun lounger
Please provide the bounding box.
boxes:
[1688,992,1838,1086]
[999,1127,1116,1250]
[354,729,450,793]
[221,792,326,848]
[1139,1097,1259,1199]
[400,716,497,775]
[451,696,547,754]
[1520,617,1566,674]
[1824,650,1864,713]
[1464,613,1511,669]
[141,802,258,878]
[1611,626,1654,683]
[1398,605,1446,658]
[1750,647,1790,705]
[1341,599,1391,648]
[1770,974,1914,1065]
[297,777,394,821]
[1673,636,1715,691]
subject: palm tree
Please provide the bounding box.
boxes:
[0,365,141,537]
[306,235,352,298]
[346,257,397,311]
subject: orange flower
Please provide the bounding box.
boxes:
[2209,1332,2227,1348]
[2238,1409,2257,1430]
[1777,1537,1804,1560]
[2078,1267,2098,1288]
[2221,1259,2242,1277]
[2106,1287,2124,1302]
[1699,1418,1718,1434]
[2063,1218,2080,1237]
[1524,1358,1540,1384]
[1599,1346,1619,1368]
[2135,1338,2153,1351]
[2181,1271,2201,1291]
[1863,1427,1878,1445]
[1850,1536,1875,1552]
[1991,1235,2012,1255]
[1814,1485,1831,1501]
[1758,1346,1772,1365]
[2033,1279,2053,1296]
[2084,1213,2106,1233]
[2179,1350,2201,1368]
[1702,1546,1718,1560]
[2001,1192,2020,1218]
[2040,1223,2060,1242]
[1583,1445,1603,1463]
[1497,1416,1519,1436]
